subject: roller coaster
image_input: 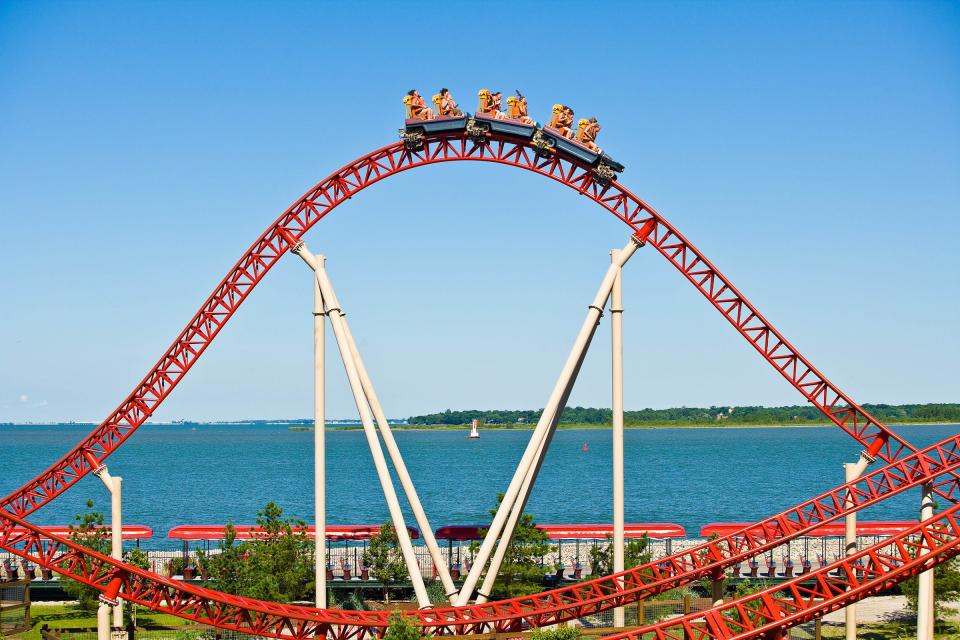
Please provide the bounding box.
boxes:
[1,117,958,640]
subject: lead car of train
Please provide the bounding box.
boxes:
[399,111,625,184]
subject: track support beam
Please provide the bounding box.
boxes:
[457,235,643,605]
[611,247,625,627]
[918,482,935,640]
[311,255,327,608]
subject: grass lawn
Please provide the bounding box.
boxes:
[14,604,194,640]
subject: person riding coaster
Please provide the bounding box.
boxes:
[506,90,534,125]
[576,117,602,152]
[548,104,575,138]
[477,88,505,120]
[434,88,463,117]
[404,89,434,121]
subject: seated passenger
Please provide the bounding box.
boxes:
[506,91,534,125]
[548,104,574,138]
[477,88,506,120]
[404,89,433,121]
[575,117,602,152]
[438,88,463,117]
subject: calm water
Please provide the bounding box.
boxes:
[1,423,956,549]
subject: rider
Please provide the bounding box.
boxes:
[437,88,463,117]
[477,88,505,120]
[506,91,534,124]
[548,104,574,138]
[576,117,602,151]
[404,89,434,121]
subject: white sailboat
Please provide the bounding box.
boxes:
[468,419,480,439]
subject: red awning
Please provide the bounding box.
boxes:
[11,525,153,540]
[537,524,686,540]
[167,525,419,541]
[434,523,686,541]
[699,521,915,538]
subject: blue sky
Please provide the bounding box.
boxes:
[1,1,958,423]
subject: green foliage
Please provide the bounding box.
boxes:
[727,579,780,627]
[587,534,651,577]
[528,626,581,640]
[468,493,555,599]
[425,580,449,605]
[362,521,408,602]
[61,499,110,612]
[381,611,425,640]
[197,501,313,603]
[900,557,960,621]
[407,403,960,426]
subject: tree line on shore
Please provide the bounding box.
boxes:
[406,403,960,426]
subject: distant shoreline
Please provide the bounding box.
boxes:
[287,421,959,432]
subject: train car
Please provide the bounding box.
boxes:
[400,114,469,150]
[471,112,538,140]
[539,125,626,175]
[399,109,625,183]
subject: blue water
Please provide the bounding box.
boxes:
[1,423,956,549]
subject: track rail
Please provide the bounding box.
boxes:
[0,129,946,639]
[0,133,916,519]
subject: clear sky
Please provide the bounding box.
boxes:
[1,1,957,423]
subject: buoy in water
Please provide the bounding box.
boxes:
[581,441,589,452]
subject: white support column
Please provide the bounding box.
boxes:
[843,462,858,640]
[91,464,122,631]
[312,256,327,609]
[97,602,111,640]
[918,482,934,640]
[611,249,625,628]
[291,241,430,608]
[340,320,457,599]
[110,476,123,628]
[456,236,642,605]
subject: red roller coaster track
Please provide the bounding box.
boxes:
[1,128,953,639]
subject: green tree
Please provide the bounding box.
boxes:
[587,534,651,577]
[61,499,111,612]
[469,493,555,599]
[198,501,313,603]
[381,611,426,640]
[362,522,407,603]
[900,557,960,622]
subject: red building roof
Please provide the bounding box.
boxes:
[11,525,153,540]
[434,523,686,541]
[167,524,419,541]
[699,521,916,538]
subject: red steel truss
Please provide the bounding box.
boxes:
[604,502,960,640]
[0,129,952,640]
[2,431,959,640]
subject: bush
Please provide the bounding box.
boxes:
[362,522,408,602]
[61,500,110,612]
[529,626,581,640]
[382,611,425,640]
[197,501,313,603]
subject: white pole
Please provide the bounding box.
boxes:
[97,603,111,640]
[456,236,642,605]
[291,243,430,607]
[110,476,123,628]
[340,320,458,599]
[611,249,625,628]
[918,482,934,640]
[92,465,122,631]
[312,256,327,609]
[843,462,858,640]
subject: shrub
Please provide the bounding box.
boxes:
[529,626,581,640]
[382,611,425,640]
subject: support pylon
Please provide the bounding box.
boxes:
[457,236,643,605]
[611,248,625,628]
[311,255,326,609]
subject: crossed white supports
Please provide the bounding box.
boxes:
[289,231,644,608]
